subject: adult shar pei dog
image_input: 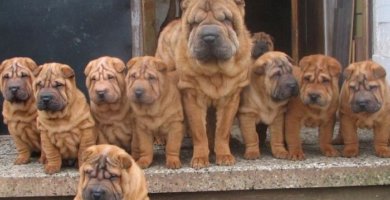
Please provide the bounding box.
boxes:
[339,61,390,158]
[176,0,252,168]
[0,57,42,164]
[285,55,341,160]
[74,144,149,200]
[85,56,133,153]
[238,51,298,160]
[126,56,184,169]
[34,63,96,174]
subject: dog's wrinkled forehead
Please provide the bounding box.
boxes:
[2,59,28,74]
[187,0,236,22]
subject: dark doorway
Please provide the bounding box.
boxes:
[245,0,292,56]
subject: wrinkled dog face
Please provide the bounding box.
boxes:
[182,0,245,61]
[81,145,133,200]
[125,57,168,105]
[0,57,37,103]
[33,63,75,112]
[298,55,341,108]
[253,52,298,101]
[85,57,127,105]
[344,61,386,113]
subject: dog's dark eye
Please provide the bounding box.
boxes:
[54,82,64,88]
[21,73,29,78]
[3,74,10,79]
[91,77,97,81]
[322,78,330,84]
[107,75,114,80]
[148,76,156,81]
[272,71,281,79]
[130,74,136,79]
[109,174,119,181]
[35,81,43,88]
[369,85,378,91]
[303,76,311,82]
[349,85,357,91]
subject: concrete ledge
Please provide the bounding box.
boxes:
[1,125,390,197]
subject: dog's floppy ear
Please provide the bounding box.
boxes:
[33,65,43,77]
[61,64,75,79]
[328,58,342,77]
[126,57,141,70]
[298,56,311,69]
[372,63,386,79]
[153,58,173,73]
[112,58,127,74]
[84,61,93,76]
[253,59,267,75]
[23,57,38,72]
[115,152,133,169]
[0,59,6,75]
[285,55,295,65]
[343,64,354,80]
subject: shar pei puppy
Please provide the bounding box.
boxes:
[85,56,133,153]
[34,63,96,174]
[285,55,341,160]
[74,144,149,200]
[251,32,274,59]
[175,0,252,169]
[238,51,298,160]
[0,57,42,164]
[339,61,390,158]
[126,56,184,169]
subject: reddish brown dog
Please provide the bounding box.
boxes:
[176,0,252,169]
[34,63,96,174]
[339,61,390,158]
[85,56,133,153]
[251,32,274,59]
[74,144,149,200]
[285,55,341,160]
[126,56,184,169]
[238,51,298,159]
[0,57,42,164]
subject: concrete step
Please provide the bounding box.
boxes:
[1,124,389,198]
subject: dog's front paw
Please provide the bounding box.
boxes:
[216,154,236,166]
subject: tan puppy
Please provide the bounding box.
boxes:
[251,32,274,59]
[74,144,149,200]
[155,19,182,69]
[285,55,341,160]
[238,51,298,159]
[0,57,42,164]
[176,0,252,169]
[339,61,390,157]
[85,56,133,153]
[125,56,184,169]
[34,63,96,174]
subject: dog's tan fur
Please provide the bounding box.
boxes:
[285,55,341,160]
[74,144,149,200]
[85,56,133,153]
[339,61,390,158]
[34,63,96,174]
[0,57,42,164]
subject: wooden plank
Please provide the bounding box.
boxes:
[142,0,157,55]
[332,0,355,69]
[291,0,299,62]
[130,0,143,56]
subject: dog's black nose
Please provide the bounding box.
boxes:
[40,94,53,103]
[357,99,369,108]
[91,188,104,200]
[9,86,19,93]
[96,90,106,99]
[134,88,144,98]
[309,93,320,102]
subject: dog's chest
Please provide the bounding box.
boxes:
[48,131,80,158]
[8,121,41,150]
